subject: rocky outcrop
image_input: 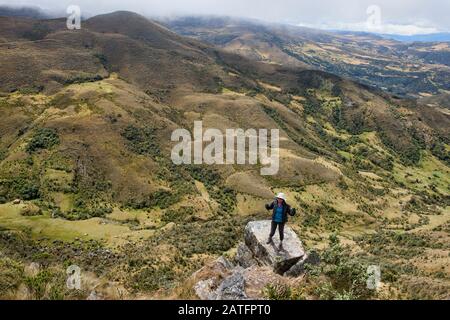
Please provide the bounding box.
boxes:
[215,269,248,300]
[193,260,248,300]
[194,278,219,300]
[235,242,258,268]
[193,258,283,300]
[192,220,319,300]
[244,220,307,275]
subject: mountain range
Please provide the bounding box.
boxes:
[165,16,450,98]
[381,33,450,43]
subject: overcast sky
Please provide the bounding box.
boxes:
[2,0,449,35]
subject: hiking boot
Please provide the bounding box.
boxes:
[278,242,284,251]
[266,238,273,245]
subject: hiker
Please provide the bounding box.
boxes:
[265,193,296,250]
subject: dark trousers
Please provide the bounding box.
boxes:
[269,221,285,242]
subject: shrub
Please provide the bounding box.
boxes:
[132,265,176,292]
[303,211,320,227]
[0,258,24,297]
[20,203,42,216]
[379,131,422,166]
[0,148,6,161]
[26,128,59,153]
[188,166,236,213]
[157,218,243,257]
[64,74,103,85]
[431,140,450,165]
[24,270,52,300]
[264,282,293,300]
[93,53,108,68]
[331,84,343,97]
[127,190,180,210]
[0,177,41,201]
[22,184,40,200]
[303,96,322,115]
[22,23,51,41]
[314,281,358,300]
[148,190,180,209]
[188,166,221,186]
[162,207,194,223]
[58,205,112,221]
[121,125,160,158]
[337,178,349,190]
[209,187,236,214]
[314,234,375,299]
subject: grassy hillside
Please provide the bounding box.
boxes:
[0,12,448,300]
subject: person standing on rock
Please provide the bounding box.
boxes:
[265,193,296,250]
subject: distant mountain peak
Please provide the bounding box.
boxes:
[379,32,450,43]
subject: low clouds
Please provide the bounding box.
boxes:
[297,22,440,36]
[2,0,449,35]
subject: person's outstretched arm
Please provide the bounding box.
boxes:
[265,201,274,211]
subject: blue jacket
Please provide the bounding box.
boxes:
[265,200,294,223]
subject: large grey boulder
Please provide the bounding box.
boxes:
[235,242,258,268]
[244,220,306,275]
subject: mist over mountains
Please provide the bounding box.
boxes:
[1,4,449,42]
[0,4,50,18]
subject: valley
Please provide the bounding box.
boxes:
[166,16,450,98]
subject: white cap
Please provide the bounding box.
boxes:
[276,193,286,201]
